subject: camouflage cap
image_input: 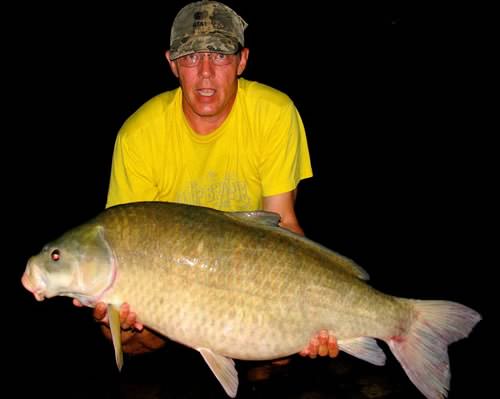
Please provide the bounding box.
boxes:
[169,0,248,60]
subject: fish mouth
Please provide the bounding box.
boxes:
[21,267,47,301]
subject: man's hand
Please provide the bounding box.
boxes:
[299,330,339,358]
[73,300,165,354]
[73,299,144,331]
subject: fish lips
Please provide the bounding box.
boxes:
[21,264,47,301]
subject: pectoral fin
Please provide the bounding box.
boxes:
[338,337,386,366]
[197,347,238,398]
[107,304,123,371]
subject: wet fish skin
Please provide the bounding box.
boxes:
[21,201,481,399]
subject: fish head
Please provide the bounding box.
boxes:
[21,223,116,307]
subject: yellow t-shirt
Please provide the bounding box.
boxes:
[106,78,312,211]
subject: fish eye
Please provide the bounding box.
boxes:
[51,249,61,261]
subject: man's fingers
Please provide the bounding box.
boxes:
[318,330,329,345]
[121,311,137,330]
[328,333,339,357]
[119,303,130,324]
[308,337,319,358]
[133,322,144,331]
[298,348,310,356]
[93,302,108,322]
[318,344,329,356]
[118,303,141,331]
[317,330,329,356]
[86,302,143,332]
[299,330,339,359]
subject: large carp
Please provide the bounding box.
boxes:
[21,201,481,398]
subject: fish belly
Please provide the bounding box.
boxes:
[104,264,408,361]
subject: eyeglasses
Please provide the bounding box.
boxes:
[177,52,236,67]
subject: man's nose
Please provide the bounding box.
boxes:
[199,54,215,77]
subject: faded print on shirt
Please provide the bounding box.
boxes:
[175,172,252,211]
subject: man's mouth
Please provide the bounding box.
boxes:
[197,89,216,97]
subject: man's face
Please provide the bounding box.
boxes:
[167,49,249,126]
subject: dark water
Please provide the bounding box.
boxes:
[8,3,490,398]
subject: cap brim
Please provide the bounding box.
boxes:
[169,32,240,60]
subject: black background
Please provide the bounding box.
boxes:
[6,2,492,398]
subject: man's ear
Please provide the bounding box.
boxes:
[165,51,179,78]
[237,48,250,76]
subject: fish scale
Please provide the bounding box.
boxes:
[22,201,481,399]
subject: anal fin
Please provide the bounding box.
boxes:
[338,337,386,366]
[197,347,238,398]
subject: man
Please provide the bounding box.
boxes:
[77,0,338,384]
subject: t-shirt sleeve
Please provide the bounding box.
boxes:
[106,125,158,208]
[259,103,313,197]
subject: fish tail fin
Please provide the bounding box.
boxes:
[388,299,481,399]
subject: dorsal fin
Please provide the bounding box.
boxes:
[225,210,369,281]
[284,231,370,280]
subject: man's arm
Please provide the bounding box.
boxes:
[262,190,304,235]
